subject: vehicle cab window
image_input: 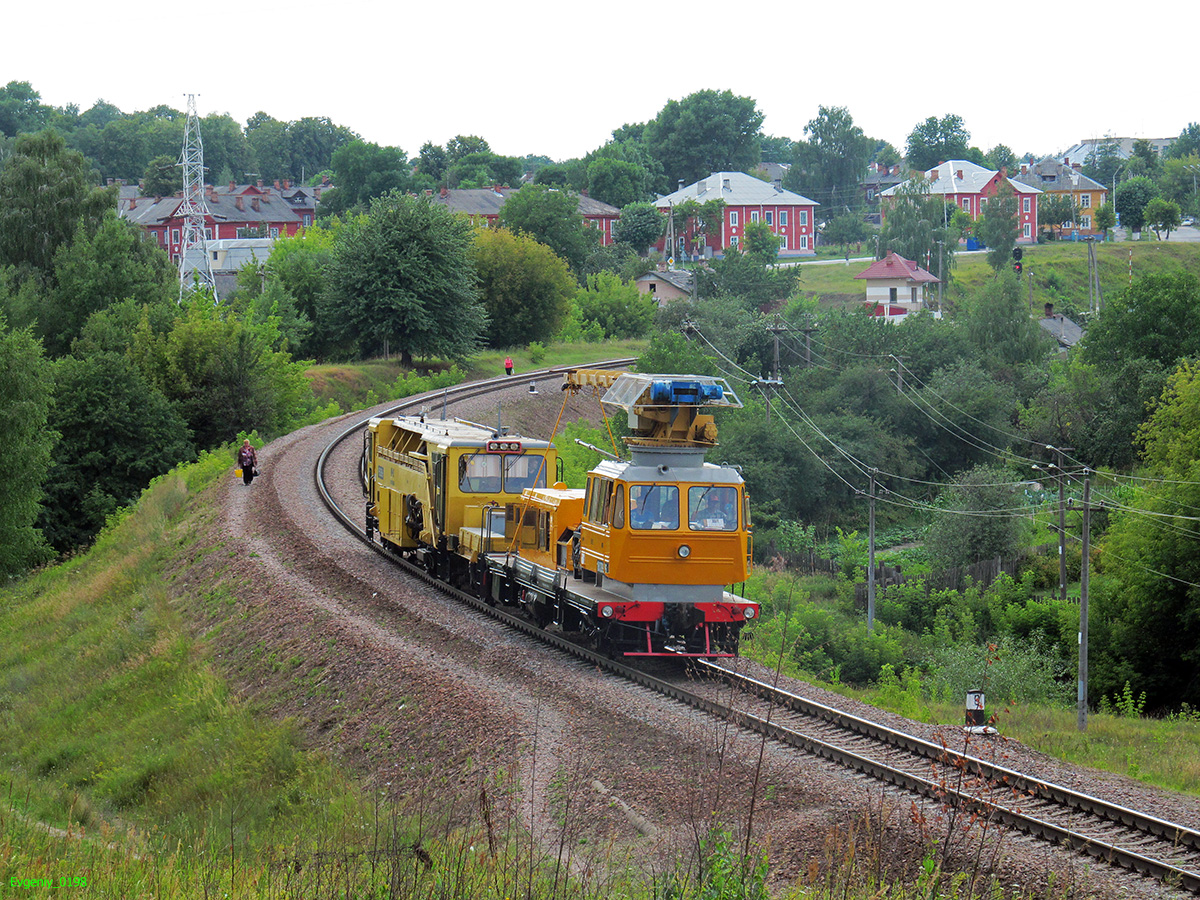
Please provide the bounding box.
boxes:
[459,453,501,492]
[629,484,679,530]
[503,453,547,493]
[688,486,738,531]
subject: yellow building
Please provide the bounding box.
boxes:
[1013,158,1108,236]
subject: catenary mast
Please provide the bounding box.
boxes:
[177,93,217,301]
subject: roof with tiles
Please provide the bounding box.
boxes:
[854,251,940,283]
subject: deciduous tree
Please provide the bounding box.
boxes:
[878,178,957,281]
[318,140,410,218]
[611,202,664,253]
[586,157,647,208]
[0,312,57,574]
[472,226,574,347]
[1093,360,1200,708]
[1143,196,1181,240]
[925,464,1029,571]
[323,193,485,366]
[904,114,971,172]
[642,90,764,188]
[498,183,594,275]
[39,351,194,551]
[786,106,872,219]
[1114,175,1159,232]
[1082,271,1200,369]
[0,129,115,274]
[976,182,1019,270]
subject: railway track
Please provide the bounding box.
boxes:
[314,369,1200,895]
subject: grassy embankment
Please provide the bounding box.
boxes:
[0,451,655,898]
[2,447,1134,900]
[794,239,1200,310]
[304,338,649,412]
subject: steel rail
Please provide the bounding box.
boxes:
[694,662,1200,892]
[312,368,1200,895]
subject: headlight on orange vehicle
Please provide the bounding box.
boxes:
[600,604,614,618]
[743,606,758,620]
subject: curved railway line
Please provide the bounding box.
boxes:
[314,369,1200,895]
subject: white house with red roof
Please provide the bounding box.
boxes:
[654,171,819,259]
[881,160,1041,243]
[854,252,940,321]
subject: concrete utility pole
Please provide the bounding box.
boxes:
[867,468,877,633]
[800,320,818,368]
[1052,446,1073,604]
[1068,473,1097,731]
[758,315,789,421]
[888,354,908,393]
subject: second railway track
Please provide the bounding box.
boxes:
[314,367,1200,896]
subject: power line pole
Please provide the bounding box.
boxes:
[867,468,877,633]
[1068,472,1098,732]
[800,319,818,368]
[888,354,908,393]
[1050,446,1074,604]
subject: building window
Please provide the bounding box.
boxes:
[1023,197,1031,213]
[779,235,787,250]
[800,234,808,250]
[729,236,739,248]
[765,211,773,225]
[303,214,312,226]
[1023,223,1031,238]
[172,229,180,244]
[1082,215,1092,230]
[779,210,788,226]
[270,228,279,239]
[204,228,213,240]
[799,211,808,226]
[729,211,739,227]
[1080,194,1091,208]
[961,197,971,211]
[750,210,759,223]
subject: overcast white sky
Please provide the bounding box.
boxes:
[7,0,1191,164]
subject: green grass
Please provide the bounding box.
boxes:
[304,339,648,412]
[462,338,648,381]
[788,239,1200,312]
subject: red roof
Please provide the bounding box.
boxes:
[854,251,940,283]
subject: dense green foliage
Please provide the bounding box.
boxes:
[323,193,486,366]
[498,182,596,275]
[472,226,575,347]
[904,114,971,173]
[1092,361,1200,709]
[0,129,115,274]
[0,313,57,574]
[642,89,764,188]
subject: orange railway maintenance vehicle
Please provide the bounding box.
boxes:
[363,370,758,658]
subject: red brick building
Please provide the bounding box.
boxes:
[654,171,819,258]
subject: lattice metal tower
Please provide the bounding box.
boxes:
[177,93,217,301]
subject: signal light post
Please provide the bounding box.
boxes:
[1012,245,1023,275]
